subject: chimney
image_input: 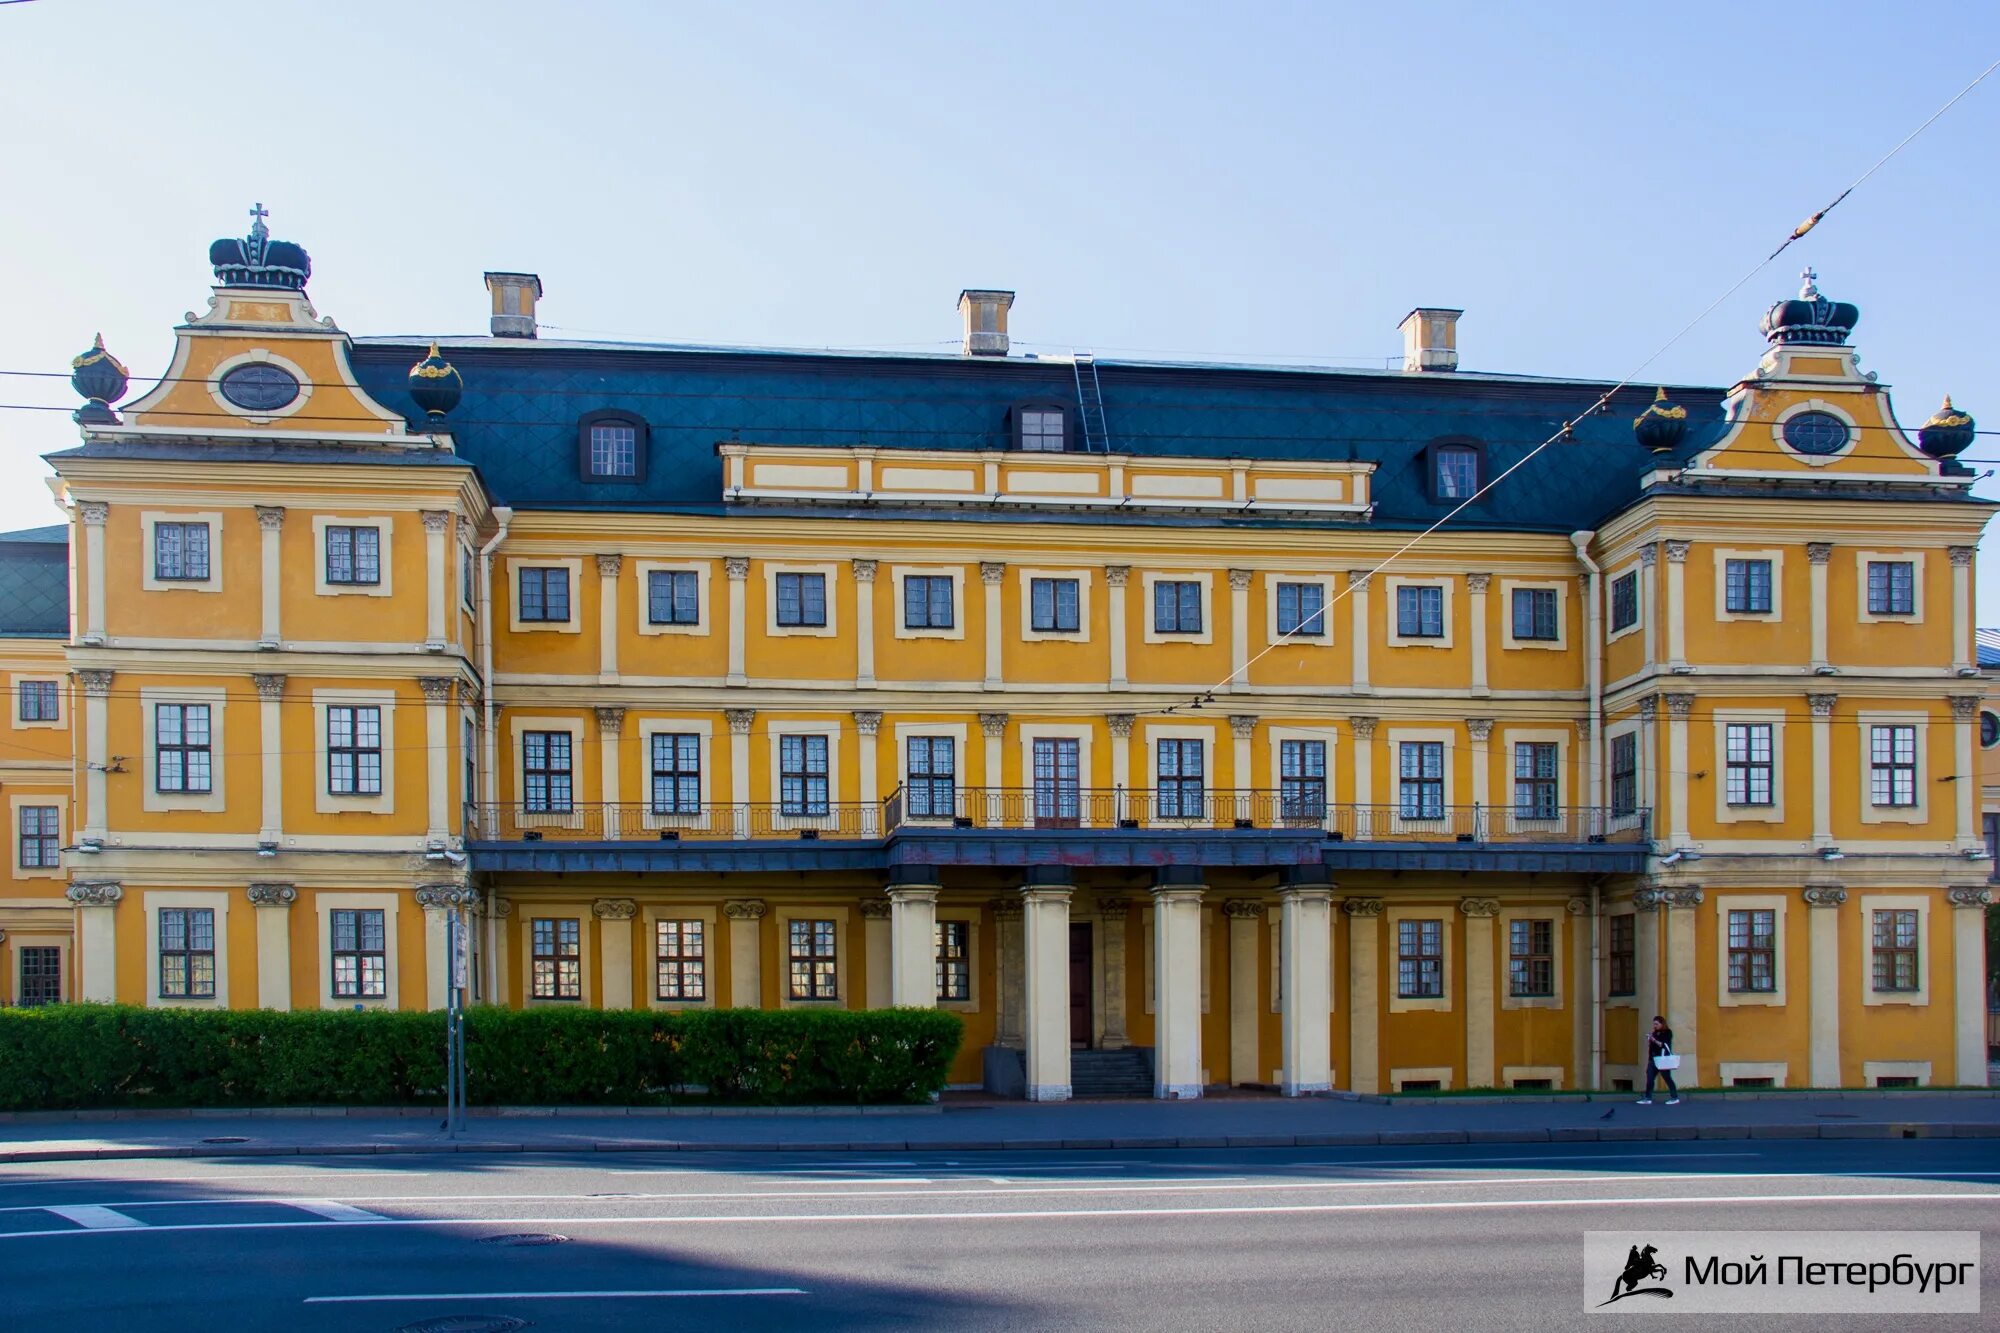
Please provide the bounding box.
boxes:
[957,289,1014,356]
[1398,307,1462,372]
[484,272,543,339]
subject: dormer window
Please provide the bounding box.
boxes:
[1429,440,1482,502]
[1015,405,1068,452]
[578,411,648,482]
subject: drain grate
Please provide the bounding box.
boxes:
[200,1136,250,1144]
[396,1317,531,1333]
[477,1232,570,1247]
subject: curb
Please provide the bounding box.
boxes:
[0,1103,944,1125]
[2,1121,1992,1165]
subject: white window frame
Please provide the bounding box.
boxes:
[768,720,842,827]
[1386,902,1454,1014]
[893,722,968,823]
[635,560,712,637]
[507,556,584,634]
[509,715,586,828]
[1386,726,1455,826]
[1383,576,1454,648]
[517,903,592,1007]
[1855,550,1926,625]
[1770,397,1859,467]
[205,348,316,424]
[141,685,226,814]
[637,718,713,831]
[1856,710,1928,825]
[1715,893,1787,1008]
[1858,893,1930,1007]
[9,794,64,879]
[1499,578,1569,651]
[10,674,64,730]
[776,905,850,1009]
[1144,723,1216,825]
[1017,567,1093,642]
[764,561,840,638]
[1712,548,1783,622]
[891,565,967,641]
[1140,571,1214,645]
[1267,725,1338,824]
[1606,562,1643,643]
[934,913,981,1013]
[644,903,719,1010]
[315,891,401,1010]
[1266,573,1338,647]
[1712,710,1786,825]
[312,515,395,598]
[145,889,230,1008]
[141,511,224,594]
[1500,727,1570,832]
[1498,905,1563,1010]
[313,689,397,815]
[1017,724,1096,827]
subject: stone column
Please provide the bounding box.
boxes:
[248,883,297,1010]
[67,883,122,1003]
[724,899,766,1008]
[1348,570,1372,693]
[1350,716,1377,838]
[1105,565,1130,689]
[726,709,755,838]
[1663,539,1690,670]
[1951,695,1980,849]
[852,558,877,687]
[79,670,113,844]
[1021,875,1074,1101]
[1664,693,1694,848]
[1803,885,1846,1088]
[423,511,451,651]
[1278,877,1334,1095]
[1344,897,1383,1093]
[982,562,1005,689]
[1950,547,1976,675]
[422,678,454,843]
[1466,573,1491,696]
[595,553,622,680]
[1639,545,1659,667]
[991,897,1026,1047]
[256,505,284,648]
[253,673,286,847]
[1224,899,1263,1086]
[594,706,624,840]
[1108,714,1134,824]
[724,556,750,686]
[593,898,638,1009]
[1098,897,1131,1050]
[1467,719,1494,817]
[860,898,893,1007]
[1808,693,1836,849]
[1227,569,1252,692]
[79,500,108,645]
[1567,897,1592,1089]
[1229,715,1255,822]
[980,713,1007,825]
[1461,897,1499,1088]
[416,884,474,1011]
[489,897,512,1006]
[1152,869,1206,1099]
[888,881,941,1007]
[853,711,882,835]
[1806,543,1832,672]
[1948,886,1992,1086]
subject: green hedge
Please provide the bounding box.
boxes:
[0,1005,963,1111]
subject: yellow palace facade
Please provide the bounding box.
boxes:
[0,209,1991,1098]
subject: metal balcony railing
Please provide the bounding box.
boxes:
[468,800,887,842]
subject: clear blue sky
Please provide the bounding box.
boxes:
[3,2,1997,608]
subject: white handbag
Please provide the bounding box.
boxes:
[1654,1053,1682,1071]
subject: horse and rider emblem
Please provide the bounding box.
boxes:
[1600,1242,1675,1305]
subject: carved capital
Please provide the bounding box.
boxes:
[1349,715,1378,741]
[1664,539,1691,564]
[1664,693,1696,719]
[980,561,1006,585]
[421,510,451,534]
[1466,718,1494,742]
[1221,898,1263,920]
[852,710,882,736]
[723,898,768,921]
[490,898,514,919]
[419,676,454,705]
[1638,544,1658,568]
[1802,885,1848,909]
[595,553,623,577]
[857,899,893,920]
[1103,564,1130,588]
[1806,542,1833,566]
[724,556,751,580]
[1341,897,1384,919]
[66,882,123,907]
[594,705,625,733]
[1459,897,1501,919]
[254,505,285,531]
[251,673,287,701]
[415,883,476,911]
[1950,695,1981,722]
[77,669,114,698]
[1228,568,1254,592]
[1465,572,1491,594]
[1565,897,1589,916]
[1107,713,1136,739]
[591,897,639,921]
[988,897,1024,920]
[979,712,1009,739]
[1638,696,1658,721]
[1807,692,1837,719]
[246,882,297,908]
[1229,714,1257,739]
[1348,569,1374,586]
[1947,885,1993,909]
[1096,897,1132,918]
[1949,545,1976,569]
[725,709,756,736]
[78,501,109,526]
[850,557,877,583]
[1635,885,1703,911]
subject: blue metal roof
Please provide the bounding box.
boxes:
[0,526,69,638]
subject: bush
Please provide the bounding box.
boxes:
[0,1005,962,1111]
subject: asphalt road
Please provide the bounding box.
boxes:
[0,1141,1993,1331]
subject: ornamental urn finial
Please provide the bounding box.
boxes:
[1918,394,1975,467]
[70,333,129,425]
[1632,386,1688,454]
[408,342,463,422]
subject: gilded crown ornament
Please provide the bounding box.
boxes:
[209,201,312,291]
[1759,267,1859,346]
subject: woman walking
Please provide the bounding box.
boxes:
[1637,1014,1680,1105]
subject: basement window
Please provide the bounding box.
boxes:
[1729,1076,1775,1089]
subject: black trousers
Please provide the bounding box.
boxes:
[1644,1060,1678,1097]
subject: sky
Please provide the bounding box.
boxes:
[3,1,1998,610]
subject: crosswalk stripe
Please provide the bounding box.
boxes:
[46,1205,144,1230]
[291,1199,386,1222]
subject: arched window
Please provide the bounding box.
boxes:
[1428,439,1484,503]
[578,410,648,483]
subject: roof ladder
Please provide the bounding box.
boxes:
[1072,353,1111,453]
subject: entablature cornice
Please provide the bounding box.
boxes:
[63,645,482,685]
[1590,494,1991,560]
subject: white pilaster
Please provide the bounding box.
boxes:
[1807,543,1831,672]
[727,709,754,838]
[854,711,882,835]
[888,884,941,1007]
[254,673,285,846]
[1350,716,1376,838]
[1665,693,1693,848]
[1661,887,1700,1083]
[1224,899,1262,1086]
[982,562,1005,689]
[1230,715,1254,817]
[80,500,108,644]
[423,511,449,650]
[1106,565,1129,689]
[1804,885,1844,1088]
[1467,719,1493,812]
[1466,573,1490,696]
[1109,715,1134,816]
[1664,539,1689,670]
[862,901,892,1007]
[1344,897,1382,1094]
[249,883,296,1010]
[725,899,765,1007]
[1949,886,1992,1086]
[1021,882,1073,1101]
[725,556,749,686]
[1633,895,1661,1061]
[1808,693,1835,849]
[1349,570,1371,692]
[1950,546,1975,675]
[980,713,1007,825]
[595,553,620,680]
[852,558,877,688]
[1228,569,1251,692]
[79,670,112,843]
[1639,545,1658,667]
[256,505,283,648]
[595,706,623,840]
[1951,695,1979,848]
[1462,897,1498,1088]
[67,883,121,1003]
[1279,884,1334,1095]
[1152,878,1206,1099]
[593,898,637,1009]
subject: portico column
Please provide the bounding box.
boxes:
[67,883,121,1003]
[854,712,882,835]
[724,899,766,1008]
[79,500,108,644]
[1948,886,1993,1086]
[593,898,638,1009]
[1021,873,1074,1101]
[1806,543,1832,672]
[991,898,1025,1046]
[248,883,297,1010]
[1151,868,1206,1099]
[1663,539,1690,671]
[981,562,1005,689]
[78,670,113,844]
[852,558,878,687]
[1105,565,1130,689]
[1348,570,1372,693]
[861,899,893,1007]
[1950,547,1976,675]
[979,713,1007,826]
[1097,898,1131,1050]
[1343,897,1383,1094]
[1808,693,1836,849]
[595,706,624,840]
[726,709,755,838]
[1278,874,1334,1095]
[595,553,621,680]
[1227,569,1252,693]
[1951,696,1980,849]
[423,678,454,843]
[416,884,472,1011]
[724,557,750,686]
[1350,716,1377,839]
[888,879,941,1007]
[1664,693,1694,848]
[1223,899,1262,1087]
[1466,573,1490,696]
[253,673,286,847]
[1461,897,1499,1088]
[255,505,284,648]
[1803,885,1846,1088]
[423,511,451,651]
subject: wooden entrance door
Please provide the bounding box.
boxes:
[1069,922,1093,1048]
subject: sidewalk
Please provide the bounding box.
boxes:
[2,1090,1997,1163]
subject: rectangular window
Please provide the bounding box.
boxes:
[1607,914,1635,996]
[1032,737,1081,828]
[1986,811,2000,871]
[329,907,387,999]
[589,422,638,477]
[1434,447,1478,499]
[464,716,477,815]
[17,805,59,868]
[1869,725,1917,807]
[522,731,573,813]
[154,703,212,794]
[17,945,61,1006]
[1152,580,1202,634]
[1724,723,1774,806]
[906,736,957,820]
[326,705,383,796]
[1510,587,1558,641]
[1610,733,1638,817]
[1398,741,1445,819]
[153,521,210,582]
[1020,408,1066,452]
[17,679,57,722]
[1870,909,1920,992]
[1866,560,1915,615]
[775,572,827,628]
[517,567,570,623]
[462,546,476,611]
[1610,571,1639,632]
[1723,558,1772,614]
[788,918,838,1000]
[1030,577,1081,632]
[1156,738,1205,819]
[655,919,706,1001]
[1276,581,1326,637]
[1726,908,1777,993]
[158,906,216,998]
[646,569,700,625]
[1395,584,1445,638]
[1512,742,1558,819]
[324,525,381,586]
[530,917,582,1000]
[780,734,830,816]
[649,733,701,815]
[936,920,970,1001]
[1508,918,1554,997]
[1397,918,1443,998]
[903,574,955,630]
[1279,739,1327,820]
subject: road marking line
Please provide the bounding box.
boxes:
[45,1205,143,1230]
[290,1199,386,1222]
[305,1287,808,1304]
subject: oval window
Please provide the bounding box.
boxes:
[1982,711,1999,749]
[1782,410,1850,456]
[218,362,300,413]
